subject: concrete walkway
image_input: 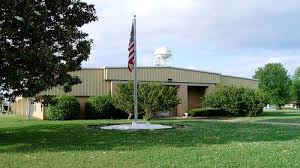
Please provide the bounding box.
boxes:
[200,117,300,127]
[256,121,300,126]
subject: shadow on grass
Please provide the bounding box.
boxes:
[1,118,300,154]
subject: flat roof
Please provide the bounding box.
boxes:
[103,66,221,75]
[81,66,257,81]
[222,75,258,81]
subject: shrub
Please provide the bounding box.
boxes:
[85,95,127,119]
[113,82,180,120]
[138,83,180,120]
[203,86,268,116]
[46,96,80,120]
[46,105,64,120]
[188,108,229,117]
[112,82,135,119]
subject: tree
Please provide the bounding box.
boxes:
[112,82,135,120]
[291,79,300,101]
[0,0,97,99]
[253,63,291,108]
[113,82,181,120]
[295,67,300,78]
[291,67,300,102]
[158,85,181,114]
[139,83,180,120]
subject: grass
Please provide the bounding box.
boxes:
[1,111,300,168]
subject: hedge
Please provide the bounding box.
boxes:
[46,96,80,120]
[203,86,268,116]
[85,95,127,119]
[188,108,229,117]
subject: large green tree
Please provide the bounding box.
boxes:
[0,0,97,99]
[253,63,291,108]
[291,66,300,102]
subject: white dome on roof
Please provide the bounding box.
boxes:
[153,47,172,66]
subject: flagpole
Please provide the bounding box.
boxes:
[133,15,138,121]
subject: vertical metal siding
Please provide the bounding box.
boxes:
[40,67,258,97]
[105,67,221,84]
[220,76,258,89]
[11,97,28,116]
[41,69,111,96]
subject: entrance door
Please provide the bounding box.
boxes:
[188,86,207,110]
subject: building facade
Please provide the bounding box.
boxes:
[12,67,258,119]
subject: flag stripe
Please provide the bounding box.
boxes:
[128,42,134,50]
[128,21,135,72]
[129,49,134,56]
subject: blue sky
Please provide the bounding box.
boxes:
[81,0,300,78]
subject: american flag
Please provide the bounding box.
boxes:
[128,22,135,72]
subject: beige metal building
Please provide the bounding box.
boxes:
[12,66,258,119]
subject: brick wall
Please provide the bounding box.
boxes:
[176,85,188,116]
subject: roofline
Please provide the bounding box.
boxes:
[111,79,217,85]
[80,66,257,81]
[222,75,258,81]
[103,66,221,75]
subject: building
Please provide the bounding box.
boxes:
[11,66,258,119]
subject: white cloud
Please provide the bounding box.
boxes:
[80,0,300,77]
[219,49,300,78]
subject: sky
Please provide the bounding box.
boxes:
[81,0,300,78]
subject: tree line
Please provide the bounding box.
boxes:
[253,63,300,108]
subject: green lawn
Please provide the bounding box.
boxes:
[1,111,300,168]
